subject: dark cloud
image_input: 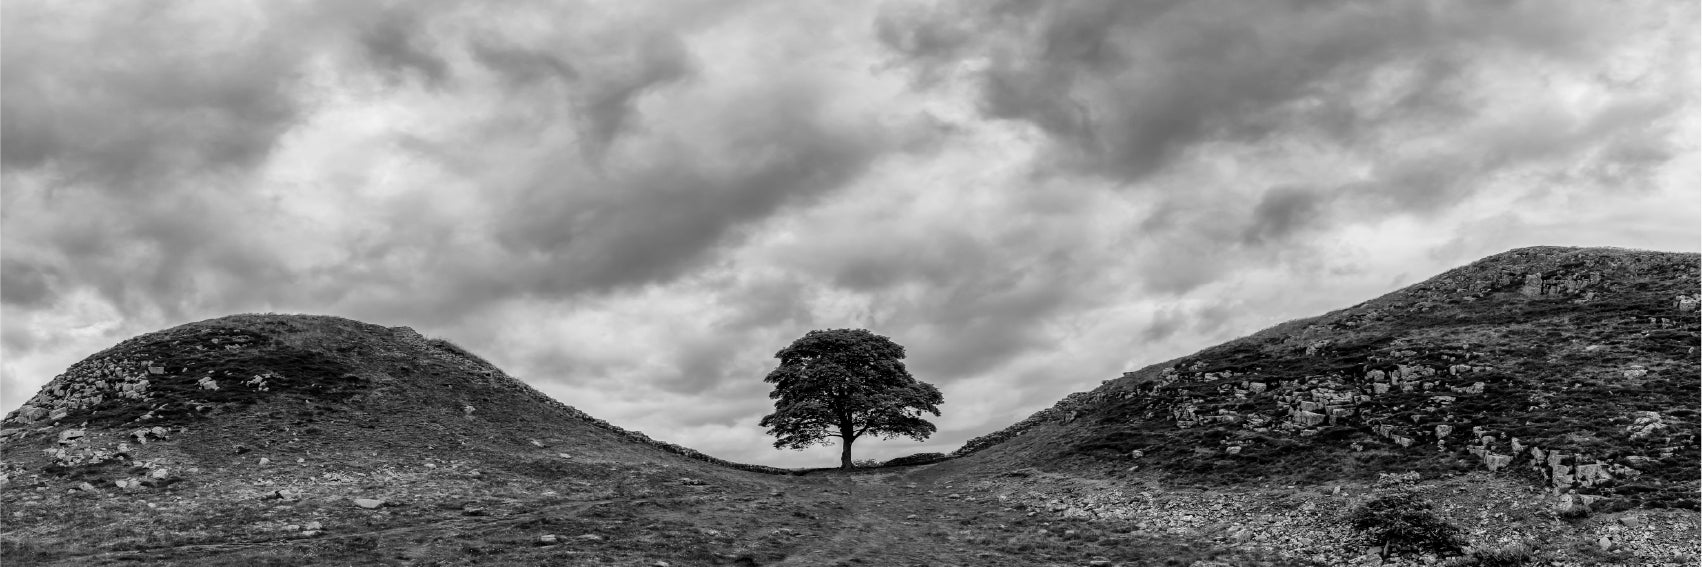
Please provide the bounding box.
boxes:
[578,33,695,156]
[1242,186,1330,245]
[0,3,302,183]
[879,0,1686,229]
[491,93,889,296]
[0,258,54,308]
[470,39,579,87]
[0,1,912,326]
[357,10,451,85]
[884,0,1693,310]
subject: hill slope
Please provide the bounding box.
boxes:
[927,247,1699,563]
[956,247,1699,505]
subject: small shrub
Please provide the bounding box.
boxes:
[1453,543,1540,566]
[851,458,880,468]
[1349,493,1465,558]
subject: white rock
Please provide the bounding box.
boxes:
[304,521,323,531]
[536,534,559,545]
[352,498,384,509]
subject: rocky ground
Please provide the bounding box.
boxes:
[4,449,1300,566]
[964,465,1699,566]
[5,448,1696,566]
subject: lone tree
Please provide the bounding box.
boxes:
[758,329,944,470]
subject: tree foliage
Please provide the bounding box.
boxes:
[757,329,944,469]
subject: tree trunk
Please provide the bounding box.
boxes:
[840,423,855,469]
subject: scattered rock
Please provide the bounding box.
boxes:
[17,406,48,422]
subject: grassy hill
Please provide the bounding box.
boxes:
[1,246,1696,566]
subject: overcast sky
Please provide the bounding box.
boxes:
[3,0,1697,467]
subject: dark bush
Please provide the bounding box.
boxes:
[1348,493,1465,558]
[883,452,949,467]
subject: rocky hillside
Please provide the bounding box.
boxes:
[0,314,787,476]
[924,246,1701,565]
[953,247,1699,504]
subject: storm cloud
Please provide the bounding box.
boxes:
[3,0,1696,467]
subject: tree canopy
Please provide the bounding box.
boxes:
[757,328,944,469]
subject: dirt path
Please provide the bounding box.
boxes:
[762,466,1041,567]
